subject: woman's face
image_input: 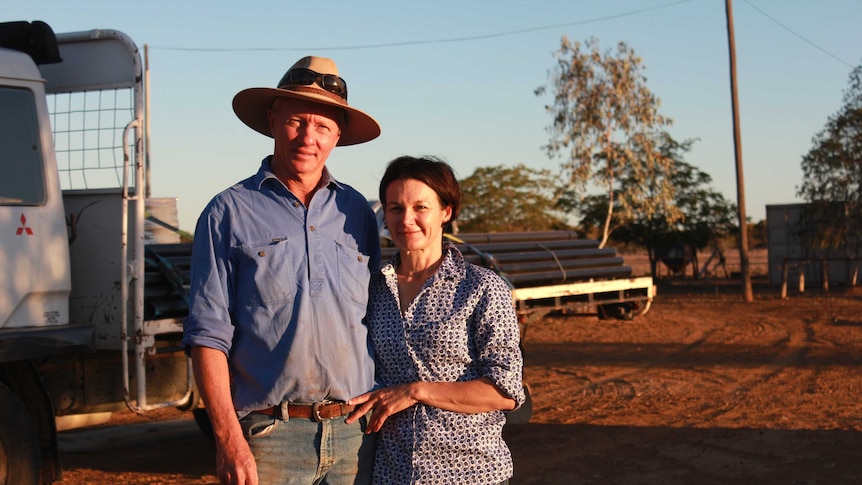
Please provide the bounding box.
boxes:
[383,178,452,254]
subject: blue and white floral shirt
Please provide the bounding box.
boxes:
[367,241,525,485]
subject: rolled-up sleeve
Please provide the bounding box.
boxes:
[473,272,526,408]
[182,205,235,356]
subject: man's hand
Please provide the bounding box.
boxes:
[191,346,258,484]
[215,435,258,485]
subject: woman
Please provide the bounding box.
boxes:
[347,156,525,485]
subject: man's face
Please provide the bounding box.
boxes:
[267,97,343,183]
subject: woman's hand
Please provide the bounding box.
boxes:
[346,383,419,433]
[346,378,516,432]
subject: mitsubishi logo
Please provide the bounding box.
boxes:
[16,214,34,236]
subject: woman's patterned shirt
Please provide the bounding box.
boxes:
[367,241,525,484]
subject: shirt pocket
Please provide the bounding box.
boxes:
[335,240,371,308]
[234,238,297,307]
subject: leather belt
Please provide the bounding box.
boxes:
[255,401,356,422]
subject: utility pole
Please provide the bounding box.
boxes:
[725,0,754,302]
[144,44,151,198]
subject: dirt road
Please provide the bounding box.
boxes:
[57,281,862,484]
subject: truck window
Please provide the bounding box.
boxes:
[0,87,45,205]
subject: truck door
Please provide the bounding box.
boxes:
[0,66,71,330]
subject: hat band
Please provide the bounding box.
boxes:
[283,85,348,106]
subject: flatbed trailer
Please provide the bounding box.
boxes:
[382,230,656,326]
[154,231,657,330]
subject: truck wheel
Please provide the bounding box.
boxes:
[598,303,637,321]
[0,383,40,485]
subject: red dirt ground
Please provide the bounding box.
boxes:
[57,276,862,484]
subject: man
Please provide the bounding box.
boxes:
[182,56,381,485]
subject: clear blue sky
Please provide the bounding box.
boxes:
[7,0,861,232]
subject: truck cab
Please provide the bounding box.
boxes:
[0,21,196,484]
[0,22,84,352]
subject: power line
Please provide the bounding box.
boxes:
[148,0,698,52]
[742,0,853,68]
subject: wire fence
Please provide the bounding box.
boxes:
[49,88,136,191]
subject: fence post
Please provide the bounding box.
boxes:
[850,258,858,287]
[781,259,788,299]
[798,268,805,293]
[820,259,829,293]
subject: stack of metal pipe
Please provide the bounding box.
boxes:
[381,231,633,288]
[142,231,636,320]
[143,243,193,321]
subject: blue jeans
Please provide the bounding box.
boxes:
[240,411,375,485]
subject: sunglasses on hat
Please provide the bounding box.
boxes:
[279,68,348,101]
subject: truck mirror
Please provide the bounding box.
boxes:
[0,20,62,65]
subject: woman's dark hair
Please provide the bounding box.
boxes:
[378,155,460,221]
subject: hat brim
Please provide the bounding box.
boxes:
[232,87,381,146]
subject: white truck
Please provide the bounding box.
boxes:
[0,20,655,483]
[0,21,196,484]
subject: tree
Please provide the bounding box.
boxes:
[748,220,767,249]
[669,161,737,278]
[457,164,569,233]
[536,36,673,248]
[569,134,736,278]
[797,63,862,255]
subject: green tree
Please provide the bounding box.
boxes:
[797,63,862,254]
[568,134,735,278]
[669,161,737,278]
[536,36,673,248]
[458,164,569,233]
[748,220,767,249]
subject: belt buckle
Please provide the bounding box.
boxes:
[311,401,326,422]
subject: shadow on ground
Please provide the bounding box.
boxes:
[504,423,862,485]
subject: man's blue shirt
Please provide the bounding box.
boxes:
[182,157,380,416]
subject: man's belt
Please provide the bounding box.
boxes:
[255,401,356,422]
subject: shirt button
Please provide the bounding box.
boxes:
[357,255,363,262]
[310,226,315,232]
[293,201,301,207]
[258,251,266,257]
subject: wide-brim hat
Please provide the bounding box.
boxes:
[232,56,381,146]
